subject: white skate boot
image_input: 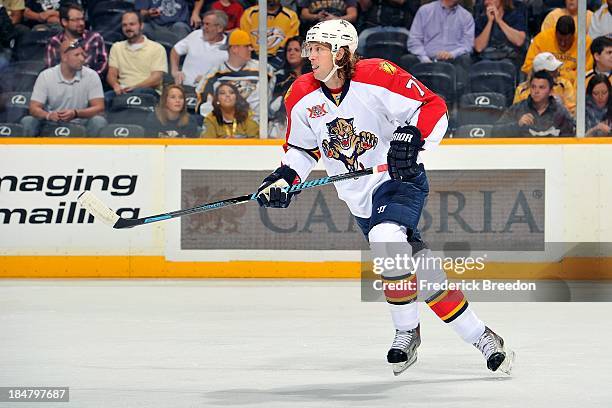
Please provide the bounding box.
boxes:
[387,325,421,376]
[473,326,515,375]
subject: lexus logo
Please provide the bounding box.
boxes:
[474,96,491,106]
[186,97,197,107]
[0,126,11,136]
[113,127,130,137]
[469,127,486,138]
[11,94,27,105]
[126,96,142,105]
[54,126,70,137]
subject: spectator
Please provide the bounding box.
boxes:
[589,0,611,39]
[24,0,60,30]
[522,16,593,87]
[45,4,107,76]
[211,0,243,30]
[586,73,611,136]
[269,35,310,137]
[202,82,259,138]
[473,0,527,65]
[298,0,357,35]
[586,36,612,84]
[146,84,199,137]
[135,0,193,42]
[1,0,24,25]
[105,11,168,107]
[20,39,107,137]
[357,0,417,55]
[170,10,228,90]
[195,29,275,123]
[514,52,576,114]
[495,70,575,137]
[541,0,593,33]
[407,0,474,91]
[240,0,299,68]
[0,3,16,70]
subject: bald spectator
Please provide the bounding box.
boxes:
[170,10,228,90]
[45,4,107,76]
[21,39,107,137]
[522,16,592,87]
[105,11,168,106]
[514,52,576,114]
[541,0,592,33]
[589,0,611,40]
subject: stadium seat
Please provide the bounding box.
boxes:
[16,30,57,61]
[4,73,38,92]
[185,91,198,114]
[454,124,494,138]
[0,92,31,123]
[108,94,156,126]
[98,123,146,138]
[0,123,25,137]
[411,62,457,106]
[40,123,87,137]
[5,60,45,76]
[457,92,506,126]
[468,60,517,105]
[363,31,409,65]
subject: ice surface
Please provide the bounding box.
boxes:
[0,280,610,408]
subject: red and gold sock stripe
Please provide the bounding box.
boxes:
[426,289,468,323]
[383,273,417,305]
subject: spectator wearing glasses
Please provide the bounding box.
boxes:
[170,10,228,90]
[146,84,199,137]
[105,11,168,106]
[45,3,107,75]
[21,39,107,137]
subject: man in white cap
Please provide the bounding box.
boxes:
[256,19,515,376]
[514,51,576,114]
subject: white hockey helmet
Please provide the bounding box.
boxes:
[303,19,358,56]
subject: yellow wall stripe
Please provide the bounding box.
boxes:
[2,256,612,279]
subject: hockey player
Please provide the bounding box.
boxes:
[256,19,515,376]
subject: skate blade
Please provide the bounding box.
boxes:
[498,348,516,375]
[392,354,417,376]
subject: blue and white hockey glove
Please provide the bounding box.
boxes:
[387,125,425,182]
[257,165,300,208]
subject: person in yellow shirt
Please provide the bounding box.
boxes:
[240,0,299,68]
[201,82,259,138]
[540,0,592,33]
[514,52,576,114]
[522,15,592,87]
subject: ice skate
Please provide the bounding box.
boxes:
[387,325,421,376]
[473,326,515,375]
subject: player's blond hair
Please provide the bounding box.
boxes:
[335,46,360,83]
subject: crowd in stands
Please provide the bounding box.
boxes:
[0,0,610,138]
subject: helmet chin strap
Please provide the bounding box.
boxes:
[321,51,340,84]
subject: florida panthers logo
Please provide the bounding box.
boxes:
[321,117,378,172]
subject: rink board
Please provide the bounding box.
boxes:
[2,138,612,279]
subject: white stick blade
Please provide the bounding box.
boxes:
[77,191,120,227]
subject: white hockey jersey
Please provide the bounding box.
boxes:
[281,59,448,218]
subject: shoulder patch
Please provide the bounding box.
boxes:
[379,61,397,75]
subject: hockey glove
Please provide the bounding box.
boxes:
[387,125,425,182]
[257,165,300,208]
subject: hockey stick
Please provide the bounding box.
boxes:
[77,164,389,229]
